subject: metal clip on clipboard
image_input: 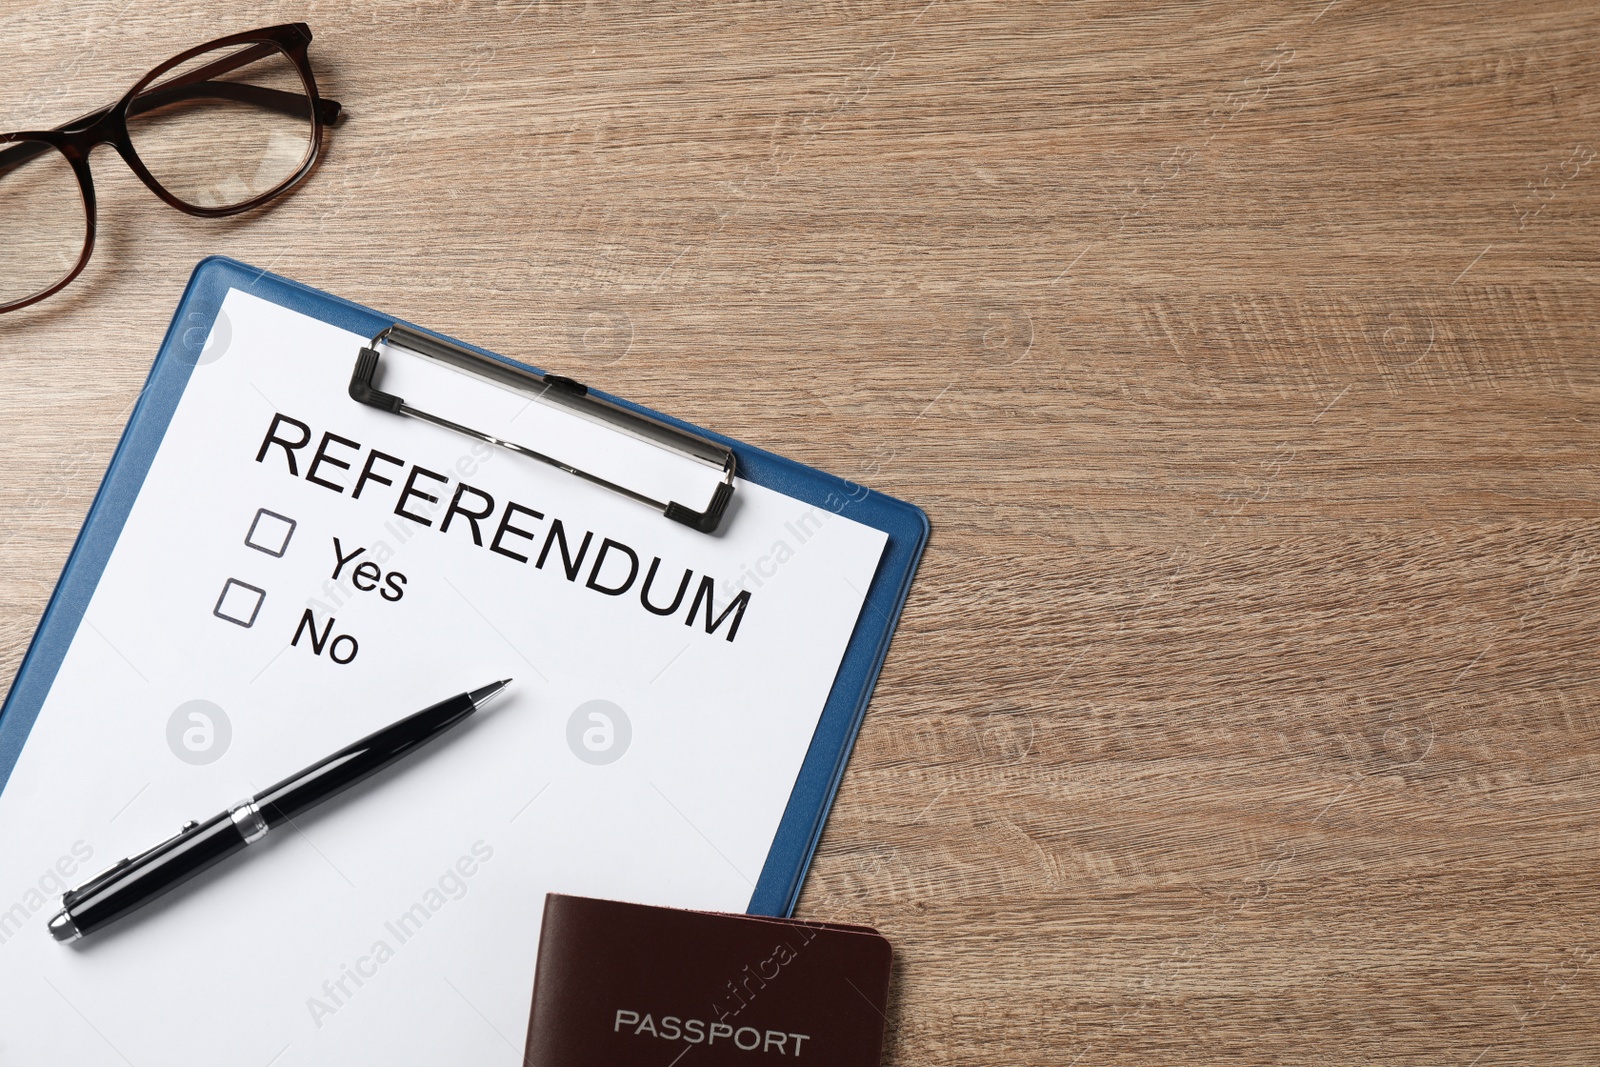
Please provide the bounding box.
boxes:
[348,323,737,533]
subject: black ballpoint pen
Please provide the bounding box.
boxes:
[47,679,510,943]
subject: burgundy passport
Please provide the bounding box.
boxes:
[525,894,892,1066]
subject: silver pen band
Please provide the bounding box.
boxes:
[228,799,270,844]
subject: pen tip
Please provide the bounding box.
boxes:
[467,679,512,708]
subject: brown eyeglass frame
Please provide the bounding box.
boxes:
[0,23,341,314]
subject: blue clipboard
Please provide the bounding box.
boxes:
[0,256,928,918]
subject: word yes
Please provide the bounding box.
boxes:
[331,537,407,601]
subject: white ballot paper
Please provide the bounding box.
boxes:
[0,290,887,1066]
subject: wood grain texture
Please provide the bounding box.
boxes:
[4,2,1598,1063]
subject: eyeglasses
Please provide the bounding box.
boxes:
[0,24,341,314]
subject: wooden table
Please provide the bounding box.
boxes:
[4,2,1598,1063]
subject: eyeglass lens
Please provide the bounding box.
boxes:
[0,140,89,309]
[127,41,316,210]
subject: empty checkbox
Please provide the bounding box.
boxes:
[214,579,266,628]
[245,508,297,557]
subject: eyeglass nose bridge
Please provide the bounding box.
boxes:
[47,112,126,213]
[55,104,121,147]
[43,108,136,194]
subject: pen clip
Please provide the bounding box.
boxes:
[62,821,199,906]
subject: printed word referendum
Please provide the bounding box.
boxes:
[257,413,752,642]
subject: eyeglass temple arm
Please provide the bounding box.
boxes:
[0,42,340,178]
[136,41,341,124]
[125,80,342,125]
